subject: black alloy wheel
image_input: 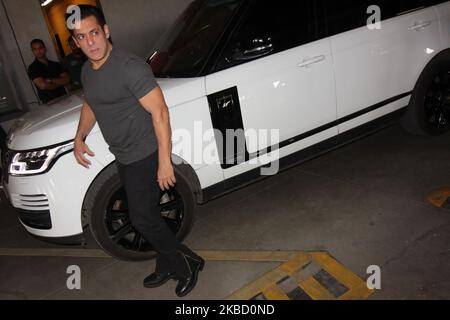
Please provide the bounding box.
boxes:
[104,188,185,253]
[424,71,450,132]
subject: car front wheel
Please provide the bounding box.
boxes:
[86,164,196,261]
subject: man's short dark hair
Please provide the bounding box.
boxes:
[30,39,45,47]
[66,5,107,34]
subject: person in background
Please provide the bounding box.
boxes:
[28,39,69,104]
[63,36,87,91]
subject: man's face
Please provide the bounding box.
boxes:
[31,42,46,59]
[72,15,110,62]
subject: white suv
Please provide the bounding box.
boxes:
[2,0,450,260]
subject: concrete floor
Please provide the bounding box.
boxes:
[0,124,449,300]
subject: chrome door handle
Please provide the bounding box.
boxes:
[297,55,326,68]
[409,21,431,31]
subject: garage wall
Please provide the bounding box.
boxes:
[100,0,192,57]
[0,0,45,113]
[2,0,59,67]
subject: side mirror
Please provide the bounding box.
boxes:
[233,36,274,61]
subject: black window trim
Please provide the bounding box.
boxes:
[203,0,252,76]
[396,6,426,17]
[198,0,251,77]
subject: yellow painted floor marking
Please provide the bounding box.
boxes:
[262,285,290,300]
[0,248,110,258]
[278,252,312,274]
[0,248,299,261]
[226,252,374,300]
[199,250,298,262]
[298,277,336,300]
[426,187,450,208]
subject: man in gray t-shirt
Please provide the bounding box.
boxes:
[81,47,159,164]
[70,5,204,297]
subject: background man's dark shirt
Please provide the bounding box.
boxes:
[28,59,67,103]
[63,53,87,90]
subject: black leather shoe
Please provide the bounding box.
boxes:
[143,271,175,288]
[175,255,205,297]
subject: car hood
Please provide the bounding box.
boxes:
[7,77,206,151]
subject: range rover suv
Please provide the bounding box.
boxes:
[2,0,450,260]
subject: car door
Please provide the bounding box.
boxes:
[205,0,337,179]
[326,0,442,134]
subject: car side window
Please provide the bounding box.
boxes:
[426,0,447,5]
[214,1,324,71]
[326,0,444,37]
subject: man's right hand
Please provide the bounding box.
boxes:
[74,138,95,168]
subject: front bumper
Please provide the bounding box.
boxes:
[1,148,104,240]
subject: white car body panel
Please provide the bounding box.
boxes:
[220,127,338,179]
[8,93,88,151]
[157,77,206,108]
[339,96,411,134]
[206,38,338,179]
[435,2,450,46]
[331,7,441,125]
[206,38,337,153]
[169,95,224,187]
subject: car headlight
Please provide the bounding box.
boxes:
[9,141,74,176]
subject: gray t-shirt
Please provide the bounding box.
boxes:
[81,48,158,164]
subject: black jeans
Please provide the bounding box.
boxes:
[116,151,195,277]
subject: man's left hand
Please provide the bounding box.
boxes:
[157,161,176,191]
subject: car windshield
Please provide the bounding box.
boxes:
[147,0,242,78]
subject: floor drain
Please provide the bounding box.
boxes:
[313,269,349,298]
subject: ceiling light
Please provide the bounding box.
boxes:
[41,0,53,7]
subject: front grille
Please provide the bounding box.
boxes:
[1,149,13,184]
[7,194,52,230]
[17,209,52,230]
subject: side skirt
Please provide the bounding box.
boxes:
[201,107,407,204]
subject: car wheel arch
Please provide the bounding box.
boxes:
[400,47,450,135]
[411,48,450,95]
[80,153,203,228]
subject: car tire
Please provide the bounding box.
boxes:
[400,52,450,136]
[85,163,196,261]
